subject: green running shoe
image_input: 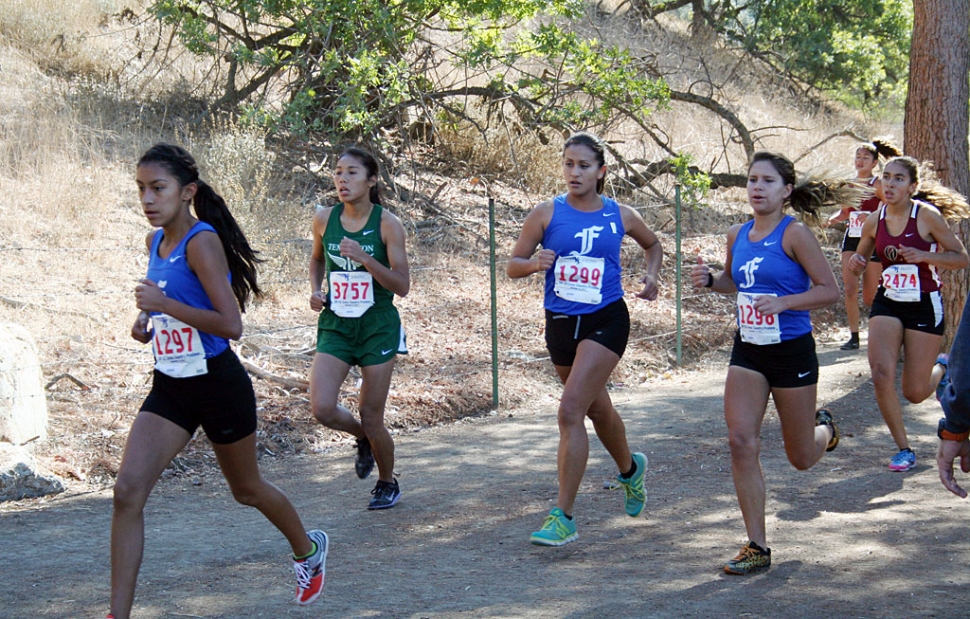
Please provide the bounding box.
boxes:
[723,541,771,575]
[616,452,648,517]
[530,508,578,546]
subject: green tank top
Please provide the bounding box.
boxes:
[323,203,395,310]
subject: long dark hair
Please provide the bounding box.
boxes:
[137,143,263,311]
[749,151,864,226]
[338,146,381,205]
[563,132,607,194]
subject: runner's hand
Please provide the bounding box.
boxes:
[310,290,326,312]
[690,255,711,288]
[534,249,555,273]
[636,273,659,301]
[937,438,970,498]
[130,311,152,343]
[134,279,167,313]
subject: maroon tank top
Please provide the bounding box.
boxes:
[875,200,940,293]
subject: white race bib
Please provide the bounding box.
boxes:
[553,255,605,305]
[882,264,920,302]
[737,292,781,345]
[151,314,208,378]
[847,211,867,238]
[330,271,375,318]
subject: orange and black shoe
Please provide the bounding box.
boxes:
[724,541,771,575]
[816,408,840,452]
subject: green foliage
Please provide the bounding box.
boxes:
[646,0,912,109]
[669,153,710,208]
[148,0,668,142]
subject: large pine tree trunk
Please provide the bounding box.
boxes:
[905,0,970,348]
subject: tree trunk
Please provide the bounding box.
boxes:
[905,0,970,349]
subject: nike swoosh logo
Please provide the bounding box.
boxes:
[764,241,777,246]
[798,371,810,378]
[905,233,915,237]
[169,255,183,263]
[918,324,928,327]
[381,349,393,355]
[602,212,615,217]
[362,229,375,235]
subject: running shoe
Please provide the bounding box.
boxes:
[840,337,859,350]
[529,507,578,546]
[888,448,916,472]
[368,479,401,510]
[293,529,329,606]
[615,452,648,517]
[936,353,950,402]
[723,541,771,575]
[815,408,840,452]
[354,436,375,479]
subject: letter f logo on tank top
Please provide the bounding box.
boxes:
[738,257,764,289]
[572,226,604,256]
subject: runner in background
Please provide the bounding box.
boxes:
[110,144,327,619]
[849,156,970,472]
[308,146,410,510]
[691,152,851,575]
[824,139,902,350]
[507,131,663,546]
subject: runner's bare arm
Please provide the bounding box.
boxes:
[507,200,555,278]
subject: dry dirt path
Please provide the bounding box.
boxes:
[3,344,970,618]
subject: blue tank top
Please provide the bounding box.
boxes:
[146,221,230,358]
[730,215,812,341]
[542,194,625,314]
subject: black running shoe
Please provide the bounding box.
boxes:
[840,338,859,350]
[816,408,840,452]
[355,437,375,479]
[368,479,401,510]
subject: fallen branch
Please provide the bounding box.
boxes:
[45,373,92,391]
[240,359,309,391]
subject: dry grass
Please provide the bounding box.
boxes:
[0,0,876,492]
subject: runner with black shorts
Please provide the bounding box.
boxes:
[824,139,902,350]
[692,152,849,575]
[109,145,327,619]
[308,147,410,510]
[849,156,970,473]
[507,132,662,546]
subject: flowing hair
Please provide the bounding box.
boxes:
[749,151,865,227]
[886,156,970,221]
[858,137,903,162]
[137,143,263,311]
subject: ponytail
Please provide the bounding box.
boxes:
[192,179,264,310]
[137,143,263,311]
[749,151,865,227]
[889,156,970,222]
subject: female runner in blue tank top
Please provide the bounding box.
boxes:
[110,145,327,619]
[507,132,663,547]
[849,156,970,472]
[692,152,847,575]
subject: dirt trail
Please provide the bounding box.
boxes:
[3,344,970,618]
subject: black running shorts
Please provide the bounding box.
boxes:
[140,347,257,444]
[545,298,629,366]
[729,331,819,389]
[869,287,944,336]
